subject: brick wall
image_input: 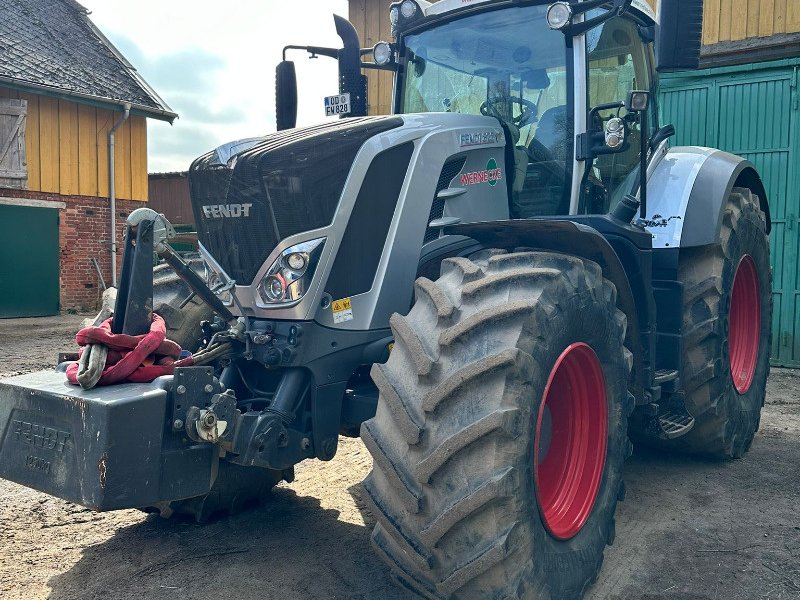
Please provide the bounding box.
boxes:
[0,188,143,312]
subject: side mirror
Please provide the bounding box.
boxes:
[656,0,704,71]
[276,60,298,131]
[650,124,676,151]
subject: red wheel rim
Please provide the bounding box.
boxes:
[729,255,761,394]
[534,343,608,541]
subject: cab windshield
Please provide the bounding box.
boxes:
[399,5,573,216]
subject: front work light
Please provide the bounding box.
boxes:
[605,117,625,149]
[257,238,325,306]
[373,41,393,66]
[547,2,573,30]
[626,90,651,112]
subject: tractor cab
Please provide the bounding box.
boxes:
[386,0,661,221]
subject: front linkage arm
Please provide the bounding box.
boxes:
[117,209,313,471]
[176,367,314,471]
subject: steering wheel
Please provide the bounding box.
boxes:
[480,96,538,128]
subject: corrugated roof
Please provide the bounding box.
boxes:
[0,0,177,121]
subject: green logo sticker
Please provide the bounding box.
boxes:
[459,158,503,187]
[487,158,499,186]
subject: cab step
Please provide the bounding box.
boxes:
[654,369,679,385]
[657,409,695,439]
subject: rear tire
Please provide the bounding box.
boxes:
[669,187,772,458]
[362,250,632,599]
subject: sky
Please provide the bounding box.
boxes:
[84,0,351,173]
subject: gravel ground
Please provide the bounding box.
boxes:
[0,315,798,600]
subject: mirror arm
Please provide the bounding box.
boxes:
[282,45,340,61]
[361,62,399,72]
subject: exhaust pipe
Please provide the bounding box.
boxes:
[334,14,368,118]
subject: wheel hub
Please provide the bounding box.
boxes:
[534,343,608,541]
[729,255,761,395]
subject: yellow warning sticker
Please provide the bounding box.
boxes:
[332,297,353,324]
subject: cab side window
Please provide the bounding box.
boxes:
[583,16,653,214]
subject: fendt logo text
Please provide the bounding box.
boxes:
[202,203,254,219]
[11,420,71,453]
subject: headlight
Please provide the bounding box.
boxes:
[257,238,326,306]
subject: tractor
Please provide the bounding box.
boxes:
[0,0,772,598]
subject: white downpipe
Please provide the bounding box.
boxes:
[109,103,131,288]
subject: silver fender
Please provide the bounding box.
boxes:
[644,146,770,249]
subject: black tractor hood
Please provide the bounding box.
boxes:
[188,116,403,285]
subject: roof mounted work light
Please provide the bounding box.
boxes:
[400,0,418,19]
[547,2,573,30]
[390,0,421,36]
[547,0,632,36]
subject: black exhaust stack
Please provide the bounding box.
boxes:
[656,0,705,71]
[334,14,368,118]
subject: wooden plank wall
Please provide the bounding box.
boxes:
[704,0,800,44]
[0,87,148,201]
[349,0,395,115]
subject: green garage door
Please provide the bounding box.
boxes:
[660,59,800,368]
[0,203,59,317]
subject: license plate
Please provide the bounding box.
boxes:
[325,93,351,117]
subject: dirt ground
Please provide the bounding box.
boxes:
[0,315,798,600]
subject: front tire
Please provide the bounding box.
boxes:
[362,250,632,599]
[152,257,214,351]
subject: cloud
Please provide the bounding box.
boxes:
[109,34,225,107]
[87,0,350,172]
[148,123,220,157]
[170,96,247,126]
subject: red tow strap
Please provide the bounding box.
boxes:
[66,315,193,387]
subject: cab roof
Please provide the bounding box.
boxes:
[422,0,656,25]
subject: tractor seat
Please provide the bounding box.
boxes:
[530,105,571,163]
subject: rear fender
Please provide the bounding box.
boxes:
[645,147,771,249]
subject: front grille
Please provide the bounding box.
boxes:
[188,117,403,284]
[424,155,467,244]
